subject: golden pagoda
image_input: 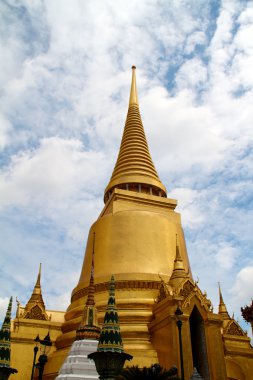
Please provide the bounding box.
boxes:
[43,65,191,378]
[10,67,253,380]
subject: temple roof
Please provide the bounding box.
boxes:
[104,67,167,202]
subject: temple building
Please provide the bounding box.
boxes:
[9,67,253,380]
[10,266,64,380]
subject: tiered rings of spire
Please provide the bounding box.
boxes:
[104,66,167,202]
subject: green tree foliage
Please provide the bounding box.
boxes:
[117,363,181,380]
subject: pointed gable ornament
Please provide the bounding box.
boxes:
[23,264,49,320]
[225,320,246,337]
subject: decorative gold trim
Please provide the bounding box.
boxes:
[72,280,160,302]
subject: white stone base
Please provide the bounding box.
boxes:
[55,339,99,380]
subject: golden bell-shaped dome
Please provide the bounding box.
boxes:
[104,66,167,202]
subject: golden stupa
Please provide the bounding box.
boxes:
[10,67,253,380]
[44,65,191,375]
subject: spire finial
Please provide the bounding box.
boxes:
[218,282,224,303]
[35,263,42,289]
[129,65,139,106]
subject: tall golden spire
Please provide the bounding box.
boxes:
[104,66,167,202]
[218,283,230,320]
[23,264,48,320]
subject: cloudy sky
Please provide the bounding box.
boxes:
[0,0,253,336]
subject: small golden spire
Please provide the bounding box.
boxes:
[218,283,230,320]
[129,66,139,106]
[86,233,95,307]
[169,236,188,288]
[76,233,101,340]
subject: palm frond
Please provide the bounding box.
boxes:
[117,364,180,380]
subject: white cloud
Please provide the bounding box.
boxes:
[0,113,12,150]
[215,244,240,270]
[142,87,229,176]
[231,266,253,302]
[0,137,108,208]
[175,58,208,91]
[185,30,207,54]
[0,0,48,89]
[230,267,253,327]
[169,187,204,228]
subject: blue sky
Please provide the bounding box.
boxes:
[0,0,253,337]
